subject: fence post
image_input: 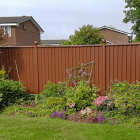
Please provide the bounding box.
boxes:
[34,41,39,94]
[102,39,106,95]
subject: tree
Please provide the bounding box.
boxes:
[132,36,140,43]
[62,24,104,45]
[123,0,140,40]
[0,28,8,47]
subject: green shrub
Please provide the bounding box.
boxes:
[36,81,70,104]
[64,86,75,100]
[0,78,26,107]
[40,81,58,97]
[46,97,64,108]
[36,81,58,104]
[57,81,69,98]
[67,82,100,110]
[0,65,11,79]
[109,81,140,114]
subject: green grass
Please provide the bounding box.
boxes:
[0,115,140,140]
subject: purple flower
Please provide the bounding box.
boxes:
[97,113,107,124]
[82,72,86,75]
[50,110,67,119]
[69,74,72,78]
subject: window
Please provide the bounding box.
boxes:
[0,26,11,36]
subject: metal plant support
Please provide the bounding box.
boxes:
[66,61,95,88]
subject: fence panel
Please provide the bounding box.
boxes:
[0,42,140,95]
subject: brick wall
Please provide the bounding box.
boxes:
[101,29,129,44]
[5,27,17,46]
[15,20,41,46]
[4,20,41,46]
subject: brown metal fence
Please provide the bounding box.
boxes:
[0,41,140,95]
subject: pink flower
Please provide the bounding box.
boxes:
[94,96,110,107]
[69,101,75,108]
[107,101,113,106]
[97,96,103,100]
[103,96,110,100]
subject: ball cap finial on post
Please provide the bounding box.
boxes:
[34,41,38,46]
[102,39,106,44]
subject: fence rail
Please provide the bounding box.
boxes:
[0,41,140,95]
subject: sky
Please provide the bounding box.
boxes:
[0,0,133,40]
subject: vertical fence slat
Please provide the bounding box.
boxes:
[110,46,114,82]
[136,46,140,81]
[127,46,131,83]
[131,46,136,83]
[118,46,122,81]
[105,46,110,93]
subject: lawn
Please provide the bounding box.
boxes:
[0,115,140,140]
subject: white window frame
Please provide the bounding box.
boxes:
[0,26,11,36]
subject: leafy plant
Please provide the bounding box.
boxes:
[67,82,100,110]
[57,81,69,98]
[82,113,87,118]
[67,108,76,115]
[36,81,70,104]
[0,65,11,79]
[46,97,64,109]
[0,78,26,107]
[0,93,2,102]
[35,81,58,104]
[64,86,75,100]
[108,81,140,114]
[27,111,37,117]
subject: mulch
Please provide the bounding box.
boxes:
[20,101,37,108]
[19,103,116,125]
[66,111,98,124]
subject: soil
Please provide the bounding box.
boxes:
[20,101,37,108]
[19,103,116,125]
[66,111,98,124]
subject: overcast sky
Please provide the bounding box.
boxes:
[0,0,133,40]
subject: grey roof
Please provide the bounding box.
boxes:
[100,26,131,36]
[0,16,44,33]
[41,40,66,45]
[0,16,31,23]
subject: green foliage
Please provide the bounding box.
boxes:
[36,81,58,104]
[64,86,75,100]
[67,108,76,115]
[123,0,140,39]
[0,93,2,102]
[0,78,26,107]
[40,81,58,97]
[67,82,100,110]
[36,81,70,104]
[132,36,140,43]
[109,81,140,114]
[62,24,104,45]
[1,105,26,115]
[82,113,87,118]
[46,97,64,109]
[57,81,69,98]
[0,65,11,79]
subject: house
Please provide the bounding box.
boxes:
[41,40,66,46]
[100,26,132,44]
[0,16,44,46]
